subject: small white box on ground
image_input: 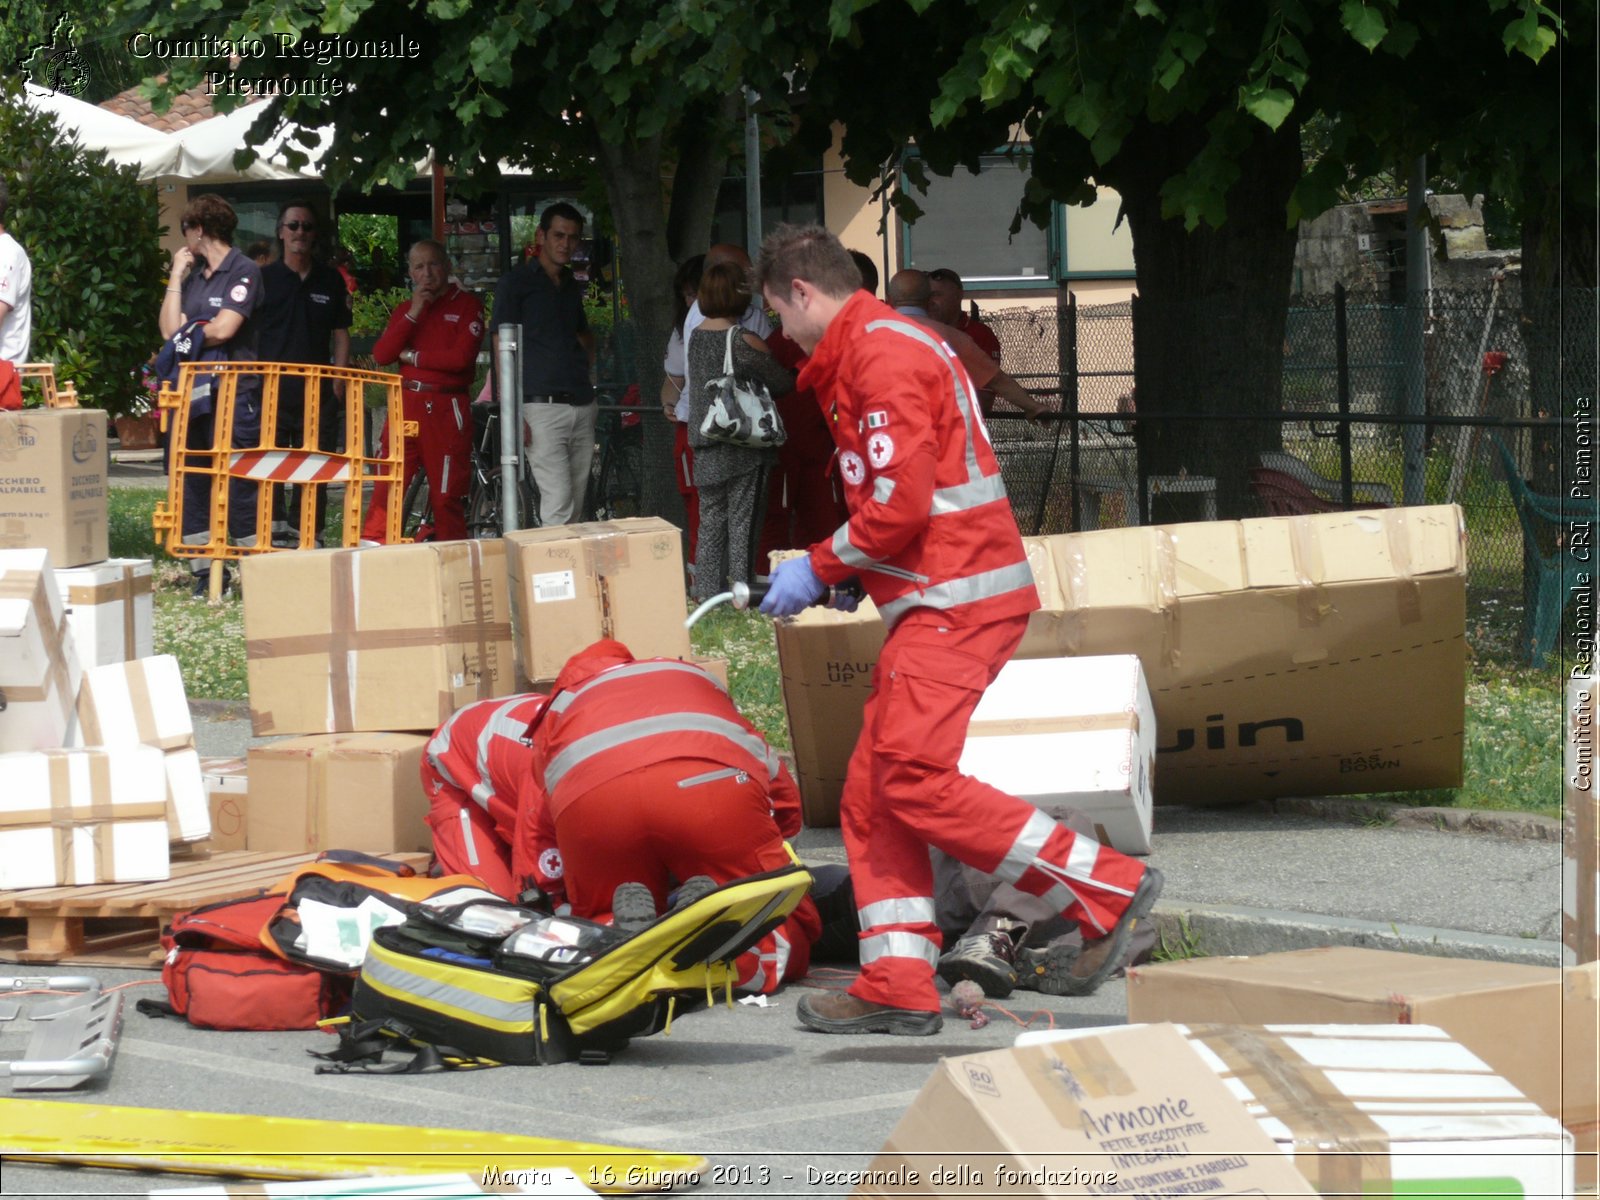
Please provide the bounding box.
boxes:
[74,655,210,843]
[959,654,1155,853]
[0,548,82,753]
[200,755,249,853]
[0,745,171,887]
[54,557,154,666]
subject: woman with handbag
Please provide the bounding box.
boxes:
[686,261,794,601]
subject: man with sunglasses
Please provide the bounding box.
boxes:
[256,201,351,547]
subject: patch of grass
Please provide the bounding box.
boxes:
[108,487,169,562]
[152,564,249,701]
[689,605,787,750]
[1151,913,1205,962]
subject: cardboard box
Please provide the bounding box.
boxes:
[1125,946,1563,1144]
[73,654,210,843]
[54,557,154,666]
[959,654,1155,853]
[505,518,690,686]
[1051,505,1466,804]
[1021,1022,1572,1197]
[1568,676,1598,965]
[1566,963,1600,1190]
[0,408,108,568]
[247,733,431,854]
[242,540,515,735]
[0,548,82,753]
[860,1023,1317,1197]
[779,508,1466,823]
[0,745,170,887]
[200,755,249,853]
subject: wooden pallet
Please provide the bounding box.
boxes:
[0,850,430,966]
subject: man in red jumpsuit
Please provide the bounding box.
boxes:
[361,239,483,543]
[523,639,820,995]
[754,226,1163,1035]
[422,693,551,902]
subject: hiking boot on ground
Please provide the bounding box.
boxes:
[1056,866,1165,997]
[796,991,942,1036]
[669,874,718,912]
[936,930,1019,998]
[611,882,657,934]
[1015,940,1082,995]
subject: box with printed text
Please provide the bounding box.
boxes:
[0,408,108,568]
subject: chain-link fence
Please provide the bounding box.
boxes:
[983,284,1598,665]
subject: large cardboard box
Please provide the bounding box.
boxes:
[778,508,1465,824]
[247,733,431,854]
[200,755,249,853]
[0,408,108,567]
[1125,946,1564,1147]
[1052,505,1466,803]
[774,536,1060,826]
[0,548,82,752]
[1021,1023,1572,1197]
[504,518,690,686]
[54,557,154,666]
[859,1023,1317,1197]
[0,745,170,887]
[242,541,514,735]
[1568,676,1598,965]
[1565,963,1600,1190]
[73,654,210,844]
[959,654,1155,853]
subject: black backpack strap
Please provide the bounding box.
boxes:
[134,997,179,1020]
[315,850,416,877]
[308,1019,498,1075]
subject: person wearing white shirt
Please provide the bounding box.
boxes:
[0,181,33,366]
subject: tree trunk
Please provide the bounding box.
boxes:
[1107,114,1303,521]
[592,99,745,526]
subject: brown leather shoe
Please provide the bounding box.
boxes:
[796,991,942,1036]
[1057,866,1165,997]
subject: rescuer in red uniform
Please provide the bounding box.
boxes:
[754,226,1163,1035]
[522,639,820,995]
[422,693,551,902]
[361,239,483,543]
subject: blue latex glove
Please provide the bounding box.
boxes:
[760,554,827,617]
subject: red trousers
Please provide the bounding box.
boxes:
[362,391,471,542]
[672,421,699,563]
[422,760,518,899]
[554,757,819,993]
[843,611,1149,1012]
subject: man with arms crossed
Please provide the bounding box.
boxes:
[493,202,596,526]
[754,226,1162,1035]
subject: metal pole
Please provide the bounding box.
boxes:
[497,323,522,535]
[1334,282,1353,508]
[1402,154,1428,506]
[744,87,763,258]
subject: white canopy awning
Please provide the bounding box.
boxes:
[23,83,180,181]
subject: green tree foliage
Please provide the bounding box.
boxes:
[3,2,147,103]
[0,79,164,417]
[103,0,828,516]
[801,0,1572,515]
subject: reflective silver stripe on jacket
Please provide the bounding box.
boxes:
[858,896,936,929]
[549,659,722,714]
[931,472,1007,514]
[544,712,771,795]
[873,476,895,505]
[829,525,929,582]
[994,810,1122,935]
[876,558,1037,626]
[470,699,536,809]
[365,955,531,1026]
[865,318,984,482]
[858,930,940,968]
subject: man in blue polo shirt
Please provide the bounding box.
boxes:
[256,199,351,547]
[491,201,596,526]
[158,193,262,598]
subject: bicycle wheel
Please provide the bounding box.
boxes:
[590,420,644,521]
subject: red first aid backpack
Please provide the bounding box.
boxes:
[138,852,494,1031]
[139,891,352,1031]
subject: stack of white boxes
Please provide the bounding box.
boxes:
[0,549,199,888]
